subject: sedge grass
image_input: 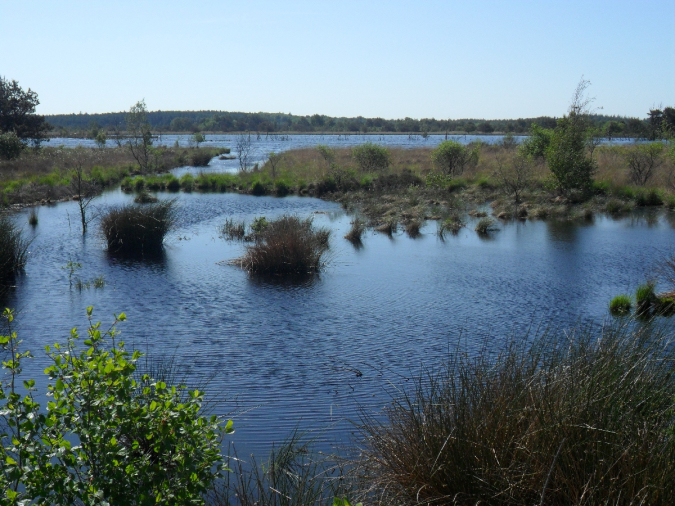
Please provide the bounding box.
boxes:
[358,323,675,505]
[0,215,29,282]
[100,200,176,255]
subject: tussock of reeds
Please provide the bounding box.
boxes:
[358,323,675,505]
[344,219,366,244]
[475,217,496,234]
[220,218,246,241]
[100,200,176,255]
[375,220,397,236]
[404,219,422,238]
[235,215,330,275]
[0,215,29,282]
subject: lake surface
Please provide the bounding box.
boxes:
[3,184,675,459]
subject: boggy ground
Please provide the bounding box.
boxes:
[0,145,227,207]
[249,144,675,230]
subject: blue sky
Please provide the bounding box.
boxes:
[1,0,673,119]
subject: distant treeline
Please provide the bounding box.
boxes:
[46,109,670,138]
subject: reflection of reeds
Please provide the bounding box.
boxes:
[101,200,176,255]
[0,215,29,282]
[28,208,38,226]
[236,216,330,275]
[375,220,397,236]
[359,323,675,505]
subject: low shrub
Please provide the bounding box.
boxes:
[359,323,675,505]
[166,175,180,192]
[250,180,267,196]
[190,149,214,167]
[0,215,29,282]
[100,200,176,255]
[609,294,632,315]
[634,188,663,207]
[375,220,397,236]
[475,217,496,234]
[236,216,330,275]
[352,142,390,172]
[274,179,291,196]
[438,215,464,238]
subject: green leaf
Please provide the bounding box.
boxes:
[55,378,64,392]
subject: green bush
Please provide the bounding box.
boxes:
[0,307,232,505]
[431,140,479,176]
[352,142,390,172]
[180,173,195,192]
[546,114,596,192]
[518,124,552,161]
[634,188,663,207]
[636,281,657,316]
[166,175,180,192]
[0,131,24,160]
[609,294,632,315]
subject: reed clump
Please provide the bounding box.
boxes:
[220,218,246,241]
[609,294,632,315]
[236,215,330,275]
[100,200,176,255]
[0,215,29,282]
[358,323,675,505]
[344,219,366,244]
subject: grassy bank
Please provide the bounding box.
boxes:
[0,145,228,206]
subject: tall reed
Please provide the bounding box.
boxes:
[0,215,29,282]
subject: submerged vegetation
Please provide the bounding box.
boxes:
[100,200,176,255]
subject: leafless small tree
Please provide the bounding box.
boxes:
[126,100,153,172]
[68,151,100,234]
[236,133,253,172]
[110,122,125,148]
[494,154,533,204]
[266,151,282,178]
[625,142,664,186]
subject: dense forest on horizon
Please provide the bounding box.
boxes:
[45,109,660,138]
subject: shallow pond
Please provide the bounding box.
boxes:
[3,188,675,458]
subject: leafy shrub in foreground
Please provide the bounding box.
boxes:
[0,307,232,505]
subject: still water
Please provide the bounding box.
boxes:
[4,187,675,458]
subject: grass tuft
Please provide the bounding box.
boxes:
[220,218,246,241]
[609,294,632,315]
[28,208,38,226]
[236,215,330,275]
[358,323,675,505]
[404,219,422,238]
[475,217,496,234]
[344,219,366,244]
[100,200,176,255]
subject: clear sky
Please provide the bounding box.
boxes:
[1,0,673,119]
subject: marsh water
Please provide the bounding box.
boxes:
[4,185,675,459]
[4,134,675,458]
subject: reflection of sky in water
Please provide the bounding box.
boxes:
[5,190,675,459]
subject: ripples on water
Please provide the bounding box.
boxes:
[4,189,675,458]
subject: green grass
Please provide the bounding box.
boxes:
[609,294,632,315]
[636,281,657,316]
[475,217,495,234]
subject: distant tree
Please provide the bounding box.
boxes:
[266,151,282,178]
[0,76,50,148]
[495,154,533,203]
[68,150,100,234]
[625,143,664,186]
[235,133,253,172]
[192,132,206,147]
[545,78,597,193]
[125,100,153,172]
[431,140,479,176]
[477,121,494,133]
[95,130,107,149]
[464,122,476,133]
